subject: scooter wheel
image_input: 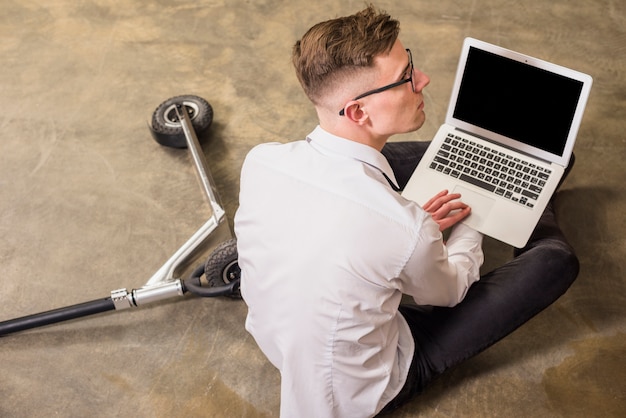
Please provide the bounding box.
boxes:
[205,238,241,299]
[150,95,213,148]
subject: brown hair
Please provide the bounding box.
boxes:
[292,5,400,106]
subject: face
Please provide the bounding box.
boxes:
[360,40,430,138]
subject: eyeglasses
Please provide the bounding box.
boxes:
[339,49,415,116]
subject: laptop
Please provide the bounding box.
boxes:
[401,38,592,247]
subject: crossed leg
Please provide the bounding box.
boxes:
[380,141,579,412]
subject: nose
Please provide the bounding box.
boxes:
[413,68,430,92]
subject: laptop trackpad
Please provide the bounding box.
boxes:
[452,186,495,228]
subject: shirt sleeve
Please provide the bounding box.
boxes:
[398,213,484,307]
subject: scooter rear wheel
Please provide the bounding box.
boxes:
[205,238,241,299]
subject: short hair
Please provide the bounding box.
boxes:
[292,5,400,106]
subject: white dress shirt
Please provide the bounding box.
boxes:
[235,126,483,417]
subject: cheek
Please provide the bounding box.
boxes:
[371,93,419,130]
[397,100,420,123]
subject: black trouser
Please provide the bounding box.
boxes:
[379,141,579,413]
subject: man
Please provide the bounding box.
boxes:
[235,5,578,417]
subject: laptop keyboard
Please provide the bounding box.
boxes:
[429,133,552,208]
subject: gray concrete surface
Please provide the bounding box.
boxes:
[1,1,624,417]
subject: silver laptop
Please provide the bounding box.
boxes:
[402,38,592,247]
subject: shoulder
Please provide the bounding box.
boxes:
[243,140,309,167]
[247,140,305,157]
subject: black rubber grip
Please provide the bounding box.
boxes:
[0,297,115,336]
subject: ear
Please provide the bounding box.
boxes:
[343,101,370,125]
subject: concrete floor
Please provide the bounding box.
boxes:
[1,0,624,417]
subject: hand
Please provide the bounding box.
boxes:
[422,190,471,232]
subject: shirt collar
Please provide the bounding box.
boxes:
[305,126,400,190]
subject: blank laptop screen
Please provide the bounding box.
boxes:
[453,47,584,156]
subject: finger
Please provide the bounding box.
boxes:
[429,193,462,210]
[430,201,468,220]
[422,190,448,210]
[423,193,461,213]
[436,206,472,231]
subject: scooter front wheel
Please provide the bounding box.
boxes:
[150,95,213,148]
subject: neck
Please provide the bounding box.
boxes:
[318,111,389,152]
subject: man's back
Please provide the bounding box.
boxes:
[235,129,426,416]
